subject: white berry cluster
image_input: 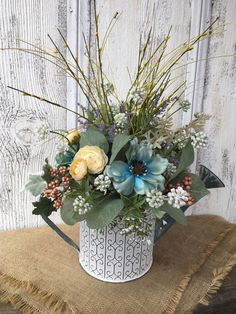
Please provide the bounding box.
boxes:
[120,217,146,235]
[146,190,164,208]
[167,187,189,208]
[165,162,177,177]
[191,132,208,149]
[110,102,120,116]
[94,174,111,194]
[180,99,191,112]
[114,113,127,128]
[131,88,146,104]
[104,83,114,95]
[73,195,93,215]
[36,124,49,140]
[173,130,188,149]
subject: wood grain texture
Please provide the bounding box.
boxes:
[0,0,67,231]
[193,266,236,314]
[191,0,236,222]
[0,302,20,313]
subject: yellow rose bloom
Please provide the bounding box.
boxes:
[66,129,80,144]
[70,158,87,180]
[75,146,108,174]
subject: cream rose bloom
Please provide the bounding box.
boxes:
[70,158,87,180]
[75,145,108,174]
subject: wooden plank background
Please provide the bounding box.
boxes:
[0,0,67,231]
[192,0,236,222]
[0,0,235,231]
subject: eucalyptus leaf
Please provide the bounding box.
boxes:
[60,196,85,225]
[86,196,124,229]
[154,208,165,219]
[155,202,187,225]
[189,173,209,201]
[109,134,130,164]
[25,175,47,196]
[170,141,194,181]
[80,128,109,153]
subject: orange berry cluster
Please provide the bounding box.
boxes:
[62,176,70,185]
[43,166,70,209]
[166,176,195,206]
[53,199,63,209]
[49,166,67,177]
[182,176,192,190]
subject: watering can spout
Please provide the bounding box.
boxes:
[41,214,80,252]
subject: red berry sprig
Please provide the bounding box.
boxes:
[183,176,192,190]
[187,195,194,206]
[48,179,60,189]
[42,166,71,210]
[49,168,60,177]
[53,198,63,209]
[62,176,70,185]
[43,187,61,199]
[59,166,67,175]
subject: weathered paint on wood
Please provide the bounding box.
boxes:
[191,0,236,222]
[0,0,67,231]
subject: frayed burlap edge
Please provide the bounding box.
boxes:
[0,272,78,314]
[199,252,236,305]
[0,289,40,314]
[163,226,234,314]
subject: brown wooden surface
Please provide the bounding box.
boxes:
[193,266,236,314]
[0,302,20,313]
[1,266,235,314]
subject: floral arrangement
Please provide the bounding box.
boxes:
[17,7,222,238]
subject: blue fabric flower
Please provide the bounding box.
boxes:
[105,138,168,195]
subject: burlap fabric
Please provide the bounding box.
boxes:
[0,215,236,314]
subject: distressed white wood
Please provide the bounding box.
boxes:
[183,0,212,215]
[76,0,91,116]
[183,0,212,125]
[191,0,236,222]
[67,0,79,130]
[0,0,68,230]
[67,0,91,128]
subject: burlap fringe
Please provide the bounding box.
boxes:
[199,252,236,305]
[0,272,78,313]
[163,226,233,314]
[0,289,40,314]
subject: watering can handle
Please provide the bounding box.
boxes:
[41,214,80,252]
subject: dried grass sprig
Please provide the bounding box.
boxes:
[3,2,220,136]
